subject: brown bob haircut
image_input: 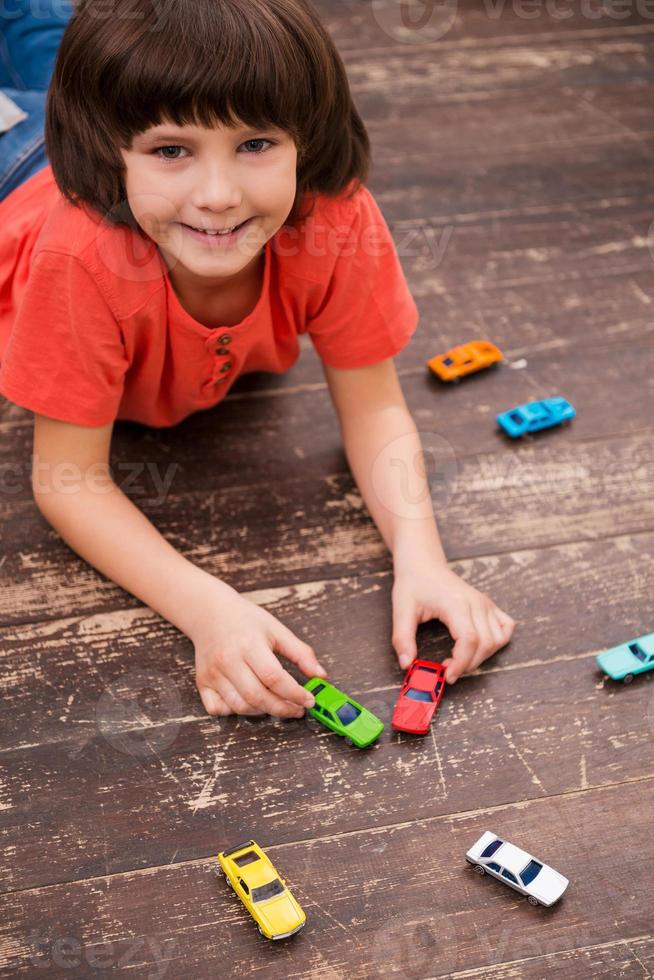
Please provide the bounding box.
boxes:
[45,0,371,233]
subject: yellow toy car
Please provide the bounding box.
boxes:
[427,339,503,382]
[217,839,306,940]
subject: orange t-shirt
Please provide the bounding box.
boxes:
[0,165,419,428]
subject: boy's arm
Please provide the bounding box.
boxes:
[30,414,323,718]
[321,358,514,679]
[320,357,446,564]
[31,413,223,639]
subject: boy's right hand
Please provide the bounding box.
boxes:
[191,581,327,718]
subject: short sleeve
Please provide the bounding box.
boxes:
[0,250,128,426]
[306,186,419,369]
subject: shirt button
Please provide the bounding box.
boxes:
[215,376,227,384]
[216,347,230,355]
[218,334,232,345]
[219,361,232,373]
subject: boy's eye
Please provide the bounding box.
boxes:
[152,138,274,162]
[155,145,187,161]
[242,138,274,153]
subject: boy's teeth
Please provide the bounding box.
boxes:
[194,224,238,235]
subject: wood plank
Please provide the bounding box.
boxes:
[404,268,654,356]
[347,38,654,102]
[445,936,654,980]
[320,0,654,53]
[367,87,654,169]
[0,780,651,977]
[2,528,652,750]
[374,195,654,282]
[1,532,652,891]
[367,103,654,220]
[1,423,653,625]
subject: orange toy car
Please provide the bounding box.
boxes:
[427,340,503,382]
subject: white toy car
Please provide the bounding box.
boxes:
[466,831,569,906]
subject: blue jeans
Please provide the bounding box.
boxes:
[0,0,73,202]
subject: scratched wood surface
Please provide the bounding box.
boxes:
[1,2,654,978]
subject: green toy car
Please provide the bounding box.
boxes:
[595,630,654,683]
[303,678,384,748]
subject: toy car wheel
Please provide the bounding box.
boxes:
[344,737,353,746]
[474,865,486,876]
[257,925,265,937]
[527,896,539,906]
[623,674,634,684]
[227,877,234,891]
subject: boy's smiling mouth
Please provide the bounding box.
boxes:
[178,217,255,245]
[183,217,252,235]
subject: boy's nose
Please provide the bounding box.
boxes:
[190,168,243,214]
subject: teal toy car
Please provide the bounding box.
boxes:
[304,678,384,748]
[596,631,654,683]
[497,396,576,438]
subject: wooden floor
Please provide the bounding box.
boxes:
[2,2,654,977]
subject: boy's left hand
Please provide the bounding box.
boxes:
[391,559,515,683]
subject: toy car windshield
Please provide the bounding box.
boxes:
[336,702,361,725]
[252,878,285,903]
[629,643,649,662]
[480,838,503,858]
[526,402,551,420]
[233,850,260,867]
[520,860,543,886]
[405,688,432,702]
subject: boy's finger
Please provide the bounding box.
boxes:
[468,605,496,671]
[247,646,316,710]
[271,621,327,680]
[391,591,417,669]
[441,605,477,682]
[199,687,231,716]
[232,662,306,719]
[489,609,509,650]
[496,608,516,638]
[216,678,265,715]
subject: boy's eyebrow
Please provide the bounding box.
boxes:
[136,125,282,145]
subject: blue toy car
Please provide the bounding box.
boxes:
[496,397,576,438]
[596,631,654,683]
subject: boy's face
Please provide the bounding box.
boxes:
[120,118,298,289]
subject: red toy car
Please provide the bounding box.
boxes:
[392,660,446,735]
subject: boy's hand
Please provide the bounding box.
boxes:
[391,560,515,683]
[191,581,327,717]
